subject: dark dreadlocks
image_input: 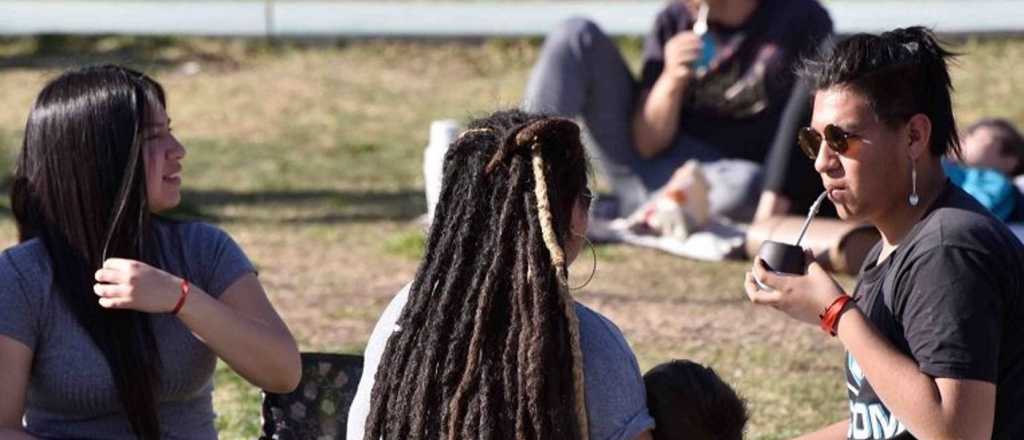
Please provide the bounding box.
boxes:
[363,110,591,440]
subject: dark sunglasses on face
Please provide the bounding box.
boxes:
[798,124,861,160]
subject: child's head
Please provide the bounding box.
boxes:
[961,118,1024,177]
[644,359,748,440]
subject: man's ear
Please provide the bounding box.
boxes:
[907,113,933,160]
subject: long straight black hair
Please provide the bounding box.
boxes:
[364,110,591,439]
[11,64,167,438]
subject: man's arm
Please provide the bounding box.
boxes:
[633,32,701,158]
[836,308,995,440]
[747,247,999,440]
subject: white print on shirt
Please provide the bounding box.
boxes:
[847,402,908,439]
[846,355,908,439]
[848,352,864,396]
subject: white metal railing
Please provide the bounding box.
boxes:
[2,1,1023,37]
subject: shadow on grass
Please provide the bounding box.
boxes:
[0,185,425,224]
[0,35,246,72]
[177,188,426,223]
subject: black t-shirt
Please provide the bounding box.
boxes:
[846,182,1024,439]
[639,0,833,162]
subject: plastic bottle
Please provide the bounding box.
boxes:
[692,1,717,76]
[424,119,460,223]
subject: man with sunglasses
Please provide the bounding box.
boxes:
[523,0,832,220]
[745,27,1024,439]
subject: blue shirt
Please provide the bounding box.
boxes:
[943,161,1018,220]
[347,285,655,440]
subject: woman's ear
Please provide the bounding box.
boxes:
[570,197,589,237]
[907,113,933,160]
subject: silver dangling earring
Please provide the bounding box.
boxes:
[909,164,920,207]
[570,234,597,291]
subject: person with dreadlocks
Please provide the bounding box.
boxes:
[347,110,656,440]
[0,65,300,439]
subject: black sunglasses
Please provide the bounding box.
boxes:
[798,124,861,159]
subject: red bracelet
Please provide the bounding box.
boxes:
[171,278,190,315]
[819,295,852,337]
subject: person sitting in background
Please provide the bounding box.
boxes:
[523,0,832,222]
[942,160,1024,222]
[959,118,1024,219]
[644,359,748,440]
[0,65,301,439]
[348,110,654,440]
[960,118,1024,179]
[927,118,1024,222]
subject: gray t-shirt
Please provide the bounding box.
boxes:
[0,220,255,439]
[347,285,655,440]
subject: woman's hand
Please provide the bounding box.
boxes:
[662,32,703,82]
[93,258,183,313]
[743,249,848,326]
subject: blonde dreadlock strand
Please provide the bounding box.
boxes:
[529,141,589,439]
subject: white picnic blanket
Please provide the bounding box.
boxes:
[590,222,1023,261]
[588,217,747,262]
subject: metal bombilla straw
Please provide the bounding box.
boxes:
[753,190,829,290]
[794,190,829,247]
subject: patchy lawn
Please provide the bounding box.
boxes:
[0,34,1021,439]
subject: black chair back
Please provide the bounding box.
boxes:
[260,352,364,440]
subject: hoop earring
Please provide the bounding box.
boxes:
[570,233,597,291]
[909,163,920,207]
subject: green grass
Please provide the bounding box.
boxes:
[0,34,1022,439]
[383,229,427,259]
[214,361,263,437]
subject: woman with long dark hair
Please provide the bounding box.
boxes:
[0,65,301,439]
[347,110,655,440]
